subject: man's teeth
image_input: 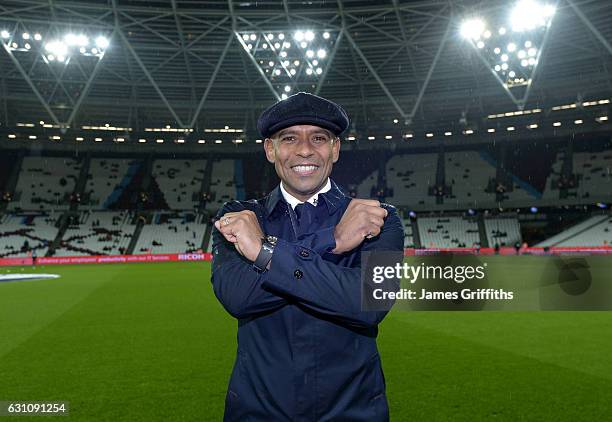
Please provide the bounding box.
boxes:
[293,165,317,173]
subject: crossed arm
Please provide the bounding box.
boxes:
[211,199,404,329]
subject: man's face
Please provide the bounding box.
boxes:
[264,124,340,202]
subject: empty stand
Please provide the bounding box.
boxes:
[10,156,82,211]
[418,216,481,248]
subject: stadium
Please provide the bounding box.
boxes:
[0,0,611,420]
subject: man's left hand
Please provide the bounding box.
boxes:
[214,210,264,262]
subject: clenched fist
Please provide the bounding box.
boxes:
[214,210,265,262]
[332,199,388,254]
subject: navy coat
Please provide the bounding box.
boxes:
[211,180,404,421]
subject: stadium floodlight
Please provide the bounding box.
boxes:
[250,34,256,41]
[262,43,268,49]
[306,68,313,75]
[279,51,287,58]
[65,33,88,46]
[393,119,399,123]
[255,139,263,143]
[278,33,285,40]
[460,18,486,40]
[293,60,300,66]
[477,41,485,49]
[76,137,84,141]
[494,65,501,71]
[300,41,307,48]
[281,93,288,100]
[518,50,526,59]
[267,33,274,39]
[510,0,555,32]
[24,43,31,50]
[294,31,304,41]
[22,32,30,40]
[315,67,322,74]
[368,136,375,140]
[306,50,314,58]
[197,139,205,144]
[268,60,274,67]
[498,27,507,35]
[284,85,291,92]
[8,134,16,139]
[444,132,452,136]
[47,54,55,61]
[1,30,9,39]
[283,42,290,48]
[274,42,281,49]
[507,126,515,131]
[501,54,509,62]
[95,36,109,49]
[521,59,529,67]
[323,32,330,39]
[304,31,315,41]
[528,123,538,129]
[45,40,68,56]
[317,49,326,59]
[426,133,434,138]
[29,135,37,139]
[501,63,509,70]
[33,33,42,41]
[156,139,164,143]
[494,47,501,54]
[385,135,392,139]
[507,42,516,52]
[289,68,296,75]
[509,70,516,77]
[574,119,583,125]
[312,60,318,66]
[488,128,496,133]
[95,137,102,142]
[242,34,249,41]
[553,122,561,127]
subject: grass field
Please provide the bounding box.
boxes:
[1,259,611,421]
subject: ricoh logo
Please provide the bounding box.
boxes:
[178,254,204,261]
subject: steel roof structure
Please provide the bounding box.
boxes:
[0,0,611,142]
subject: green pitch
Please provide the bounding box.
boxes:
[1,259,611,421]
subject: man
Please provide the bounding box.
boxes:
[212,92,404,421]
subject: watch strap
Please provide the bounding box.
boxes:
[253,240,275,272]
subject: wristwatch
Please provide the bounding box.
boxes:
[253,235,277,272]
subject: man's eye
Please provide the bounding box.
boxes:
[281,137,296,142]
[313,136,327,143]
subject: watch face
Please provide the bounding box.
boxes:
[266,235,278,245]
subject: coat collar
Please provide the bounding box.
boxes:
[264,179,347,218]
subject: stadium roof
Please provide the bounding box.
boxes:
[0,0,611,140]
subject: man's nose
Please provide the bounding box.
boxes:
[295,139,314,156]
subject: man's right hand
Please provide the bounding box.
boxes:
[332,199,388,254]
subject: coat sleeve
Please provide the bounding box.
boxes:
[211,201,289,319]
[261,204,405,329]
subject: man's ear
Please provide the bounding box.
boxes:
[264,138,276,163]
[332,137,341,163]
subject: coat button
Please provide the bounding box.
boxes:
[299,249,309,258]
[294,269,303,279]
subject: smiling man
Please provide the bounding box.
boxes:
[212,92,404,421]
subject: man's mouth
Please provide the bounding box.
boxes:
[291,164,319,176]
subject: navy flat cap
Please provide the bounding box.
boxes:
[257,92,350,138]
